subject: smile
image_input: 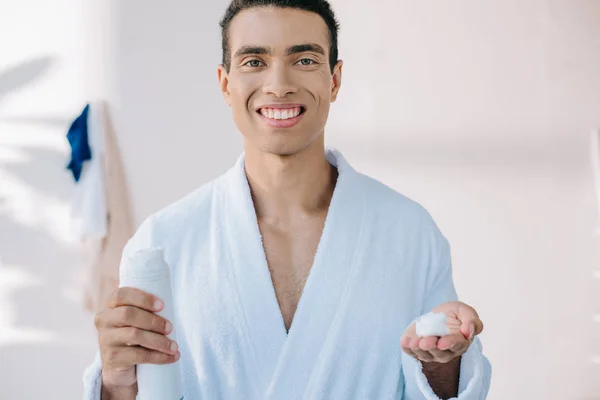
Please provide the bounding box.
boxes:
[256,105,306,128]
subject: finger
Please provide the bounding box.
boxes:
[428,348,456,364]
[108,287,163,312]
[400,322,417,350]
[418,336,438,352]
[107,345,180,367]
[109,306,172,335]
[448,333,470,354]
[401,345,417,358]
[402,347,427,363]
[459,317,484,340]
[457,303,483,339]
[408,337,421,351]
[457,302,480,320]
[409,337,434,362]
[400,335,413,350]
[472,318,484,337]
[437,333,467,352]
[447,314,462,328]
[412,348,434,362]
[110,327,178,355]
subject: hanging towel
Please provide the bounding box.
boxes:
[83,149,491,399]
[67,101,134,312]
[66,104,91,182]
[70,102,107,240]
[81,101,135,313]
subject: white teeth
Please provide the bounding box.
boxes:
[259,107,302,120]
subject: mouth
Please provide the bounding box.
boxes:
[257,105,305,120]
[255,104,306,128]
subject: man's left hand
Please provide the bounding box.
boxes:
[400,301,484,363]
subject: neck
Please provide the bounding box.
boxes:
[243,137,337,228]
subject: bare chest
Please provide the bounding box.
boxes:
[259,216,326,333]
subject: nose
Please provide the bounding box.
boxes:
[262,62,298,98]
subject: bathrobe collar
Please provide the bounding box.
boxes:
[220,147,368,397]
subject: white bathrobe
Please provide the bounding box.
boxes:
[83,149,491,399]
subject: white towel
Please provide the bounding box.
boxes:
[83,148,491,399]
[69,101,135,313]
[70,101,107,240]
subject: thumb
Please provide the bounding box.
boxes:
[457,303,484,340]
[460,321,474,340]
[459,317,484,340]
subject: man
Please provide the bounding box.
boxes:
[84,1,492,399]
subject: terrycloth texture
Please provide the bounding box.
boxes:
[83,148,491,399]
[66,104,91,182]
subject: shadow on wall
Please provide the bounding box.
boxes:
[0,56,71,129]
[0,55,55,99]
[2,145,73,199]
[0,55,97,399]
[0,212,94,399]
[0,148,97,400]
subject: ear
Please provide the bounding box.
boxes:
[330,60,343,103]
[217,64,232,107]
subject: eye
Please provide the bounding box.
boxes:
[296,58,316,66]
[244,59,265,68]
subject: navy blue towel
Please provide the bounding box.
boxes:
[66,104,91,182]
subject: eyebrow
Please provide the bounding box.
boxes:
[233,43,326,58]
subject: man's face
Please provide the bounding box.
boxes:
[218,7,342,156]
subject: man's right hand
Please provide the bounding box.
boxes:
[94,287,180,390]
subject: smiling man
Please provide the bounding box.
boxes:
[84,1,491,399]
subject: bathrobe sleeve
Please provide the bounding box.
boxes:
[82,217,155,400]
[401,222,492,399]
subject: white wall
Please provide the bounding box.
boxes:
[1,0,599,398]
[0,0,99,399]
[329,1,600,398]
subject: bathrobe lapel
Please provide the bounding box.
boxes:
[222,149,367,398]
[221,152,288,394]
